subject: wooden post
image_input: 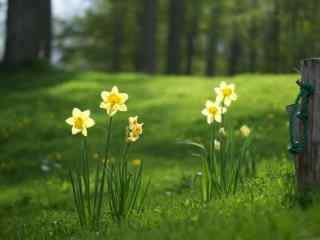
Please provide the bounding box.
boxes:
[297,58,320,191]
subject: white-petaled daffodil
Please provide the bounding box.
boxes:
[214,82,237,106]
[201,100,223,124]
[66,108,95,136]
[100,86,128,116]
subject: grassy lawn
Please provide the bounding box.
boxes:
[1,70,320,239]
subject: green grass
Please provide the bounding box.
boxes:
[1,70,319,239]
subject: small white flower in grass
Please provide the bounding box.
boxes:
[240,125,251,137]
[214,140,221,151]
[201,100,223,125]
[196,171,203,176]
[219,127,226,136]
[41,164,50,172]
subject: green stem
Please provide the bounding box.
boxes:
[118,142,131,222]
[96,117,113,227]
[82,137,91,222]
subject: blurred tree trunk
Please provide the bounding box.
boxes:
[205,1,222,76]
[135,0,157,73]
[166,0,185,74]
[4,0,52,66]
[205,31,218,76]
[263,0,281,72]
[185,1,200,75]
[111,2,126,72]
[228,24,242,76]
[185,16,198,75]
[248,0,258,72]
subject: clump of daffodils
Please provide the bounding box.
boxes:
[201,81,236,125]
[186,81,254,202]
[65,86,148,229]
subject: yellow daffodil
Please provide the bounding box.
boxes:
[201,100,223,124]
[127,116,144,142]
[131,159,141,167]
[240,125,251,137]
[66,108,95,136]
[128,116,139,129]
[214,82,237,106]
[100,86,128,116]
[214,140,221,151]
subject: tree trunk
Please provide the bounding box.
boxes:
[248,0,258,73]
[228,25,242,76]
[111,2,126,72]
[166,0,185,74]
[135,0,157,73]
[205,31,217,76]
[4,0,52,66]
[185,12,199,75]
[263,0,280,73]
[205,1,222,76]
[297,58,320,191]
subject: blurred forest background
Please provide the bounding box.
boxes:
[0,0,320,75]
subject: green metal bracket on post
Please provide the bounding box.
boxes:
[287,80,314,154]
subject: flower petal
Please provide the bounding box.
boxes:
[101,91,109,100]
[118,104,127,112]
[72,127,81,135]
[207,115,214,124]
[100,102,107,109]
[121,93,128,102]
[83,110,90,117]
[111,86,119,94]
[205,100,213,108]
[220,82,226,88]
[82,128,88,137]
[72,108,81,116]
[214,88,221,95]
[86,118,95,128]
[201,109,208,116]
[224,98,232,106]
[231,93,238,101]
[66,117,74,125]
[215,114,222,123]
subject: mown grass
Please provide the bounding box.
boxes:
[2,70,320,239]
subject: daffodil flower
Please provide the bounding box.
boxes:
[201,100,223,124]
[214,82,237,106]
[100,86,128,116]
[240,125,251,137]
[127,116,144,142]
[66,108,95,136]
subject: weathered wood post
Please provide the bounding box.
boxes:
[296,58,320,191]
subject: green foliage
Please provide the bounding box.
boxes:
[56,0,320,74]
[107,148,150,222]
